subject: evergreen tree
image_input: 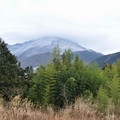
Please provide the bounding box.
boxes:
[73,55,87,95]
[62,49,73,68]
[52,45,61,70]
[0,38,25,100]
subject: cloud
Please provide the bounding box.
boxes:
[0,0,120,54]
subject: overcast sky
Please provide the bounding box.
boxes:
[0,0,120,54]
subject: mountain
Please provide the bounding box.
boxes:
[8,36,103,68]
[92,52,120,67]
[73,50,103,63]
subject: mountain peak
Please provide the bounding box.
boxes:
[9,36,86,57]
[8,36,102,68]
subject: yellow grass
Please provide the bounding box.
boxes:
[0,96,119,120]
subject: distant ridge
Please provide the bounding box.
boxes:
[91,52,120,67]
[8,36,103,68]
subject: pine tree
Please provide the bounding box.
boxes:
[0,38,25,100]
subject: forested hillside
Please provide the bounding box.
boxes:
[92,51,120,67]
[1,39,120,119]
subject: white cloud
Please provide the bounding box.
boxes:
[0,0,120,54]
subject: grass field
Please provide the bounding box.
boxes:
[0,98,118,120]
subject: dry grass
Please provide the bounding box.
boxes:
[0,96,119,120]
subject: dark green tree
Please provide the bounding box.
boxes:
[0,38,25,100]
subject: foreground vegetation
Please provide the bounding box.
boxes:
[1,38,120,119]
[0,96,118,120]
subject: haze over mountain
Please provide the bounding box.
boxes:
[8,36,103,68]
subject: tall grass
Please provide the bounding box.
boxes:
[0,96,119,120]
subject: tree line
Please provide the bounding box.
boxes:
[1,38,120,111]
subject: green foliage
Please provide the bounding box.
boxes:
[62,49,73,68]
[96,86,110,111]
[0,38,32,101]
[52,45,61,70]
[85,66,104,96]
[27,48,104,108]
[95,60,120,113]
[2,40,120,112]
[109,74,120,106]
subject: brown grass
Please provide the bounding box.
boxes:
[0,96,119,120]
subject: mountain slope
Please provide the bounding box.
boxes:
[8,37,103,68]
[92,52,120,67]
[74,50,103,63]
[8,37,86,56]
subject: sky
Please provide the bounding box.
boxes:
[0,0,120,54]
